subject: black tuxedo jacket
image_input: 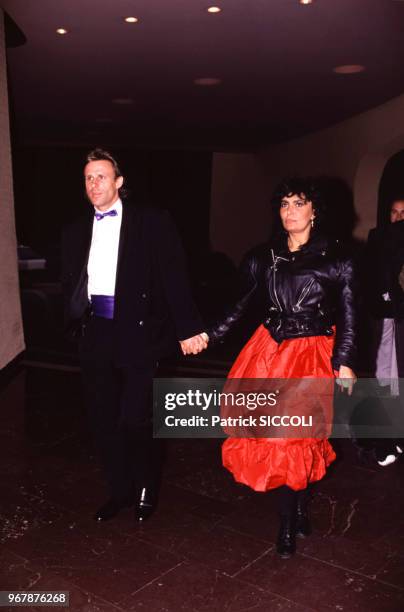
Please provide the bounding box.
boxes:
[61,202,203,366]
[366,221,404,320]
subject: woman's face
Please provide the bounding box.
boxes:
[279,192,315,233]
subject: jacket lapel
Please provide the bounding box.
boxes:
[116,202,130,275]
[79,211,94,264]
[114,202,143,297]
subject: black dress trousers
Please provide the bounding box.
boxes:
[79,315,160,501]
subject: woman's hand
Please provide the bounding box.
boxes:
[335,365,357,396]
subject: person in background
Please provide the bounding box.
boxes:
[365,197,404,465]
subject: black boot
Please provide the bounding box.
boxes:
[276,514,296,559]
[296,490,312,538]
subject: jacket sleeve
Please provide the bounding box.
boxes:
[365,228,395,318]
[60,227,70,294]
[61,225,74,327]
[332,256,357,371]
[208,252,259,343]
[154,210,204,340]
[60,222,91,335]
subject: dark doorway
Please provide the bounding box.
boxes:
[377,149,404,227]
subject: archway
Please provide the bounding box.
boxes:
[354,135,404,240]
[378,149,404,227]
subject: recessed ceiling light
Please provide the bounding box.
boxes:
[299,0,313,5]
[207,6,222,13]
[56,28,68,35]
[112,98,134,105]
[194,77,221,86]
[124,17,139,23]
[333,64,365,74]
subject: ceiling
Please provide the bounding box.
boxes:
[2,0,404,150]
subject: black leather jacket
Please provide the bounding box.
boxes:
[209,233,357,370]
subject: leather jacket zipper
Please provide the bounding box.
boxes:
[270,249,288,317]
[293,278,315,312]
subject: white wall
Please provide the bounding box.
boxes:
[0,9,25,369]
[211,92,404,263]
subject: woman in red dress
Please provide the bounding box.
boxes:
[208,177,357,558]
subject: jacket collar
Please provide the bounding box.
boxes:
[270,231,329,257]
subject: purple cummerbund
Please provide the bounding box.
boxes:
[91,295,115,319]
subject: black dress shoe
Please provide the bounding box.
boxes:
[93,498,131,522]
[134,487,157,522]
[276,515,296,559]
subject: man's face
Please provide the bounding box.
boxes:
[84,160,123,211]
[390,200,404,223]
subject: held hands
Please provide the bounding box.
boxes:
[335,365,357,396]
[179,332,209,355]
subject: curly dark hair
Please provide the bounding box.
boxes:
[271,176,326,234]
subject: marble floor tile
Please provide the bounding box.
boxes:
[0,548,42,591]
[175,524,274,576]
[237,548,404,612]
[68,542,182,605]
[297,533,401,584]
[122,560,312,612]
[29,573,125,611]
[0,485,64,545]
[1,368,403,611]
[2,517,182,606]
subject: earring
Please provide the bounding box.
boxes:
[311,217,314,228]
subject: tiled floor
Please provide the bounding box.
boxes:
[0,366,403,611]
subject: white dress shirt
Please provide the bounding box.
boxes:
[87,199,123,298]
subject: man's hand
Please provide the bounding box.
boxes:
[335,365,357,396]
[180,332,209,355]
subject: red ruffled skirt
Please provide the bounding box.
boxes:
[222,325,336,491]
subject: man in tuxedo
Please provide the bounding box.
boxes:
[62,148,207,521]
